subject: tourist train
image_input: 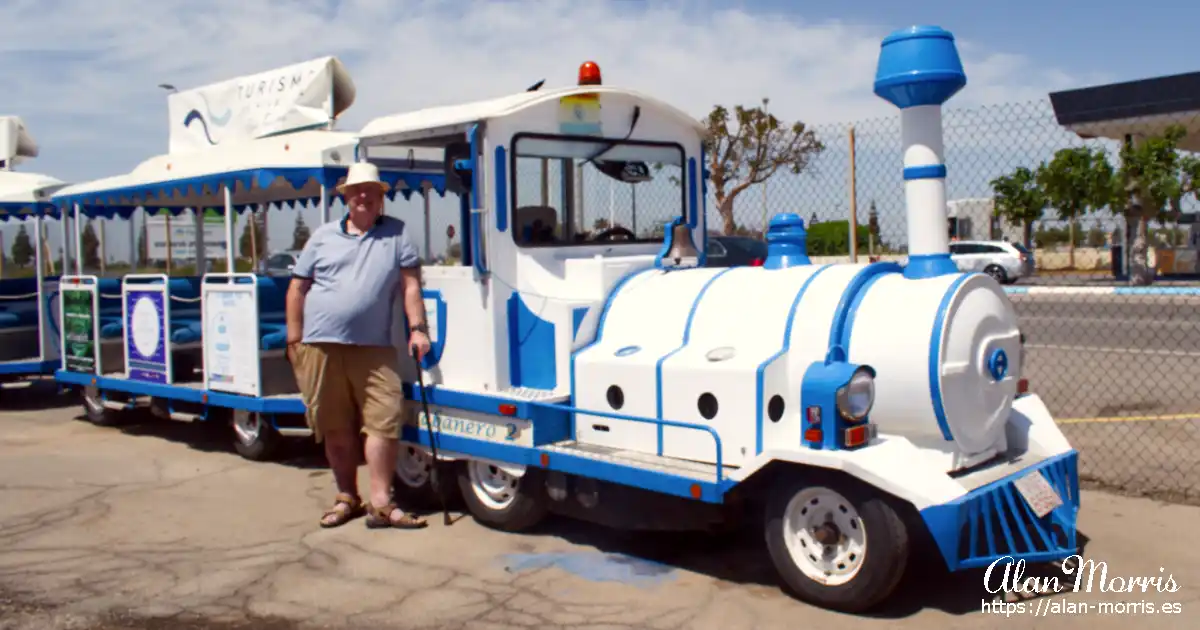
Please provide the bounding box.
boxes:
[0,26,1079,612]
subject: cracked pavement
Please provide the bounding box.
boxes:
[1,383,1198,629]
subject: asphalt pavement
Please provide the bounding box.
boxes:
[1,398,1198,630]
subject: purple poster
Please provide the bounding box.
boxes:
[125,289,168,383]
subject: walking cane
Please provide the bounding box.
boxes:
[412,346,451,526]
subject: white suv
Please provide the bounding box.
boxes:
[948,240,1034,284]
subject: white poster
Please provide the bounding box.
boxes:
[203,286,260,396]
[166,56,354,155]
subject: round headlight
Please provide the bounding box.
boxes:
[836,368,875,421]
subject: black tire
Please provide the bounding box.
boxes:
[231,409,281,461]
[984,265,1008,284]
[457,460,548,532]
[764,471,909,614]
[81,385,123,427]
[392,444,458,512]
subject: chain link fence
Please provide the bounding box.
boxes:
[746,99,1200,503]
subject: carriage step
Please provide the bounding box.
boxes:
[496,386,570,403]
[277,427,313,437]
[541,441,734,483]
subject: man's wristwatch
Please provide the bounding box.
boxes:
[410,323,429,334]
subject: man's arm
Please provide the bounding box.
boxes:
[286,277,312,344]
[400,267,425,332]
[287,236,320,345]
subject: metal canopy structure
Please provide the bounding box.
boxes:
[1049,71,1200,151]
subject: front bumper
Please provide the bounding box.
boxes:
[918,450,1080,571]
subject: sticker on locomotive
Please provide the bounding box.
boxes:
[418,411,533,447]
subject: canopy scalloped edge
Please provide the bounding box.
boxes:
[50,166,449,219]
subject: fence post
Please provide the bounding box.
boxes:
[848,125,859,262]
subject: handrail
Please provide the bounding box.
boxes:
[529,400,727,484]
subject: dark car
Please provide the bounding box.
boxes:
[705,235,768,267]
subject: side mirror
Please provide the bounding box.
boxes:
[443,141,473,196]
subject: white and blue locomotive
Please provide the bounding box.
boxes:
[356,25,1080,613]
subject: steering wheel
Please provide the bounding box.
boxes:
[592,226,636,242]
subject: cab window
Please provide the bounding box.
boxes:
[509,133,686,247]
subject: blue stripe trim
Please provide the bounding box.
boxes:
[494,145,508,232]
[903,164,947,180]
[569,267,657,440]
[826,262,903,355]
[837,272,892,354]
[929,273,975,441]
[687,157,699,229]
[654,267,737,455]
[753,264,832,454]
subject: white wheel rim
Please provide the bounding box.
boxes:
[233,412,261,445]
[467,460,518,510]
[396,446,432,488]
[782,487,867,586]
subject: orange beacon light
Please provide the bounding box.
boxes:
[578,61,602,86]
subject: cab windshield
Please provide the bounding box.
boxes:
[509,133,686,247]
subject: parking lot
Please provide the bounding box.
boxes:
[2,389,1198,629]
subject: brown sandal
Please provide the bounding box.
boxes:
[320,492,366,528]
[365,502,428,529]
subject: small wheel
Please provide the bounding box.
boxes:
[984,265,1008,284]
[231,409,281,461]
[458,459,548,531]
[392,444,457,511]
[764,472,909,613]
[81,385,123,427]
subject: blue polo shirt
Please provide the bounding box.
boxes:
[292,214,420,347]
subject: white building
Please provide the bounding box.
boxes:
[946,197,1023,243]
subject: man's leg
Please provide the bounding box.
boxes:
[356,346,426,528]
[294,343,363,526]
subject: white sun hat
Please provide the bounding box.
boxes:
[336,161,391,193]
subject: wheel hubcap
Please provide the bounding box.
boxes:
[233,412,261,444]
[395,446,432,488]
[468,460,518,510]
[783,487,867,586]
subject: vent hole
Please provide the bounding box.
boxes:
[606,385,624,410]
[697,393,718,420]
[767,395,785,422]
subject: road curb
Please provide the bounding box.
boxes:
[1005,286,1200,296]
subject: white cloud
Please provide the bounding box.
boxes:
[1,0,1094,259]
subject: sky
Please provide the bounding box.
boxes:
[2,0,1196,263]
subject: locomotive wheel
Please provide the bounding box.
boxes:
[82,385,123,427]
[392,443,458,511]
[458,459,548,532]
[231,409,281,461]
[764,472,909,613]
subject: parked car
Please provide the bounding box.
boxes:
[259,250,302,277]
[705,235,768,267]
[948,240,1034,284]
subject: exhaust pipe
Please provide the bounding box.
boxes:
[873,26,966,280]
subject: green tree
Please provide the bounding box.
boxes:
[1110,125,1188,285]
[239,212,266,259]
[81,220,100,269]
[11,224,34,267]
[702,98,824,235]
[990,166,1046,249]
[291,214,311,251]
[806,220,869,256]
[1036,147,1114,269]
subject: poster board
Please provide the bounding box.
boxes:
[202,281,261,396]
[123,282,171,383]
[41,278,62,362]
[59,280,98,374]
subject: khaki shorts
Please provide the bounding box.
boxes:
[291,342,405,442]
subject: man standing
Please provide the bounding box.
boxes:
[286,161,431,529]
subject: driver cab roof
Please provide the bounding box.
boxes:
[357,85,709,147]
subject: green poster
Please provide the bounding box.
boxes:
[62,288,97,374]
